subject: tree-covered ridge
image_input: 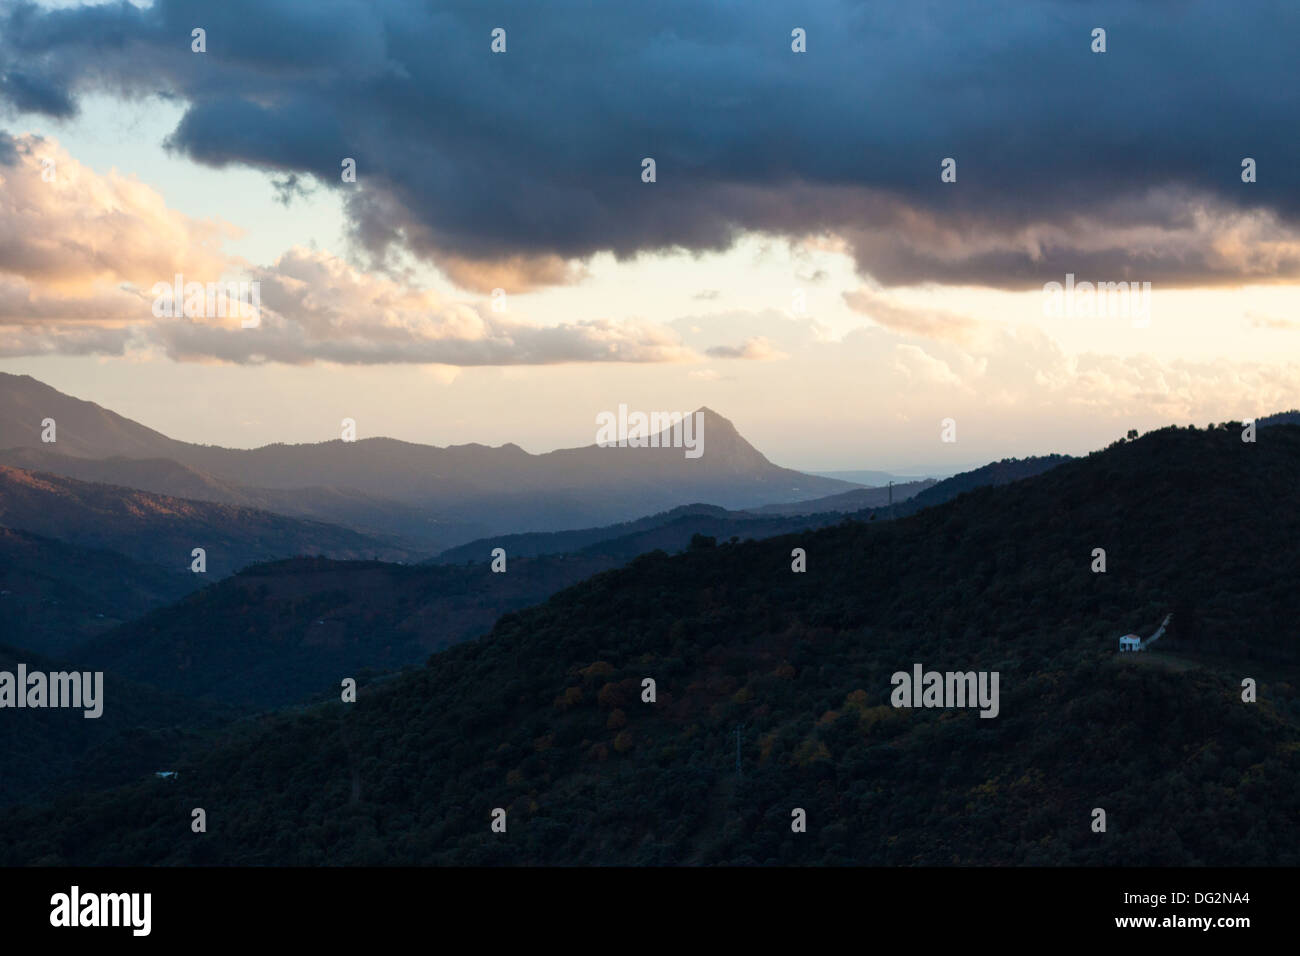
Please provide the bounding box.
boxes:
[77,553,627,711]
[871,454,1072,519]
[2,423,1296,864]
[0,526,198,657]
[0,643,227,807]
[53,461,1063,715]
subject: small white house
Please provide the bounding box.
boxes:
[1119,634,1142,652]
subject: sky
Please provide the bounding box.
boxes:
[0,0,1297,471]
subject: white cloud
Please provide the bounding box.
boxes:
[892,344,964,387]
[0,137,705,367]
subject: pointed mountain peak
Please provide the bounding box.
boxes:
[690,406,737,431]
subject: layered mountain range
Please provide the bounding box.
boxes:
[0,373,854,552]
[2,422,1295,864]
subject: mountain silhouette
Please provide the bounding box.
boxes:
[0,374,855,548]
[0,464,418,576]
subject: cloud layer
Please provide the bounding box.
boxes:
[4,0,1300,289]
[0,132,742,364]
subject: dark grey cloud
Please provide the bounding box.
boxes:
[3,0,1299,288]
[0,70,74,117]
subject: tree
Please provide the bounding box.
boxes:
[689,533,717,551]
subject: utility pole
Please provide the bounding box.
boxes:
[889,480,895,520]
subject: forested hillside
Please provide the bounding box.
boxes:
[0,644,227,807]
[3,424,1296,864]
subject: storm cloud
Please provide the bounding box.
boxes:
[2,0,1299,288]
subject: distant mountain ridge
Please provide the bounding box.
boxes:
[0,446,472,549]
[0,373,176,459]
[888,455,1074,516]
[56,455,1080,710]
[0,526,199,656]
[0,374,854,548]
[433,459,1068,564]
[747,479,937,516]
[433,504,733,563]
[0,464,419,576]
[810,469,931,485]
